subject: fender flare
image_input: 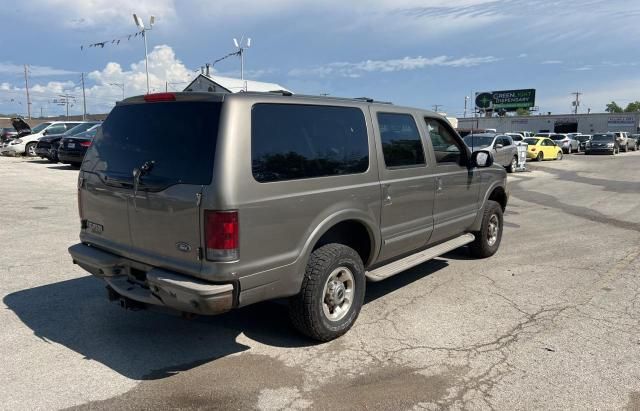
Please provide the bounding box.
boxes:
[470,181,507,232]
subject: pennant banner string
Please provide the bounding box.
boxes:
[81,31,143,51]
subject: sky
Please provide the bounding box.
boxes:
[1,0,640,118]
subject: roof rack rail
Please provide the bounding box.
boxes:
[353,97,392,105]
[269,90,293,96]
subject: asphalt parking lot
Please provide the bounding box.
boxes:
[1,152,639,410]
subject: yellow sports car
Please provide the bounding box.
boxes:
[524,137,564,161]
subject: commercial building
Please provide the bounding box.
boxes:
[457,112,640,134]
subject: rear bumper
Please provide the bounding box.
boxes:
[58,150,84,163]
[585,148,614,153]
[68,243,235,315]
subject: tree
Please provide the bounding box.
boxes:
[624,101,640,112]
[605,101,623,113]
[515,108,530,116]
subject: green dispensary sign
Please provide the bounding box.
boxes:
[475,89,536,111]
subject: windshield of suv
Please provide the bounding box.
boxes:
[551,135,567,140]
[83,102,221,188]
[591,134,614,142]
[31,123,51,133]
[463,136,495,148]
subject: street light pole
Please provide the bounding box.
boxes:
[133,14,155,94]
[109,83,125,100]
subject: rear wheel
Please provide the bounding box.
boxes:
[25,142,36,157]
[290,243,366,341]
[469,200,503,258]
[507,156,517,173]
[556,150,563,160]
[536,152,544,162]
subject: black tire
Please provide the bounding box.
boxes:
[623,144,628,152]
[507,156,517,173]
[25,142,37,157]
[536,152,543,162]
[585,150,590,155]
[289,243,366,341]
[469,200,503,258]
[556,150,563,160]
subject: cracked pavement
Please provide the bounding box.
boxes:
[1,152,639,410]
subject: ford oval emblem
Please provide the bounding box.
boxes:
[175,242,192,252]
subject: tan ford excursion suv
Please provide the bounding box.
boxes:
[69,91,508,341]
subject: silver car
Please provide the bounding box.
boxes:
[551,133,580,154]
[463,133,519,173]
[68,91,508,341]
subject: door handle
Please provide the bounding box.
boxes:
[436,177,443,192]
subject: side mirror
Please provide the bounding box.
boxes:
[494,143,504,149]
[42,130,48,135]
[470,150,494,168]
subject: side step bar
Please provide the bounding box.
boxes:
[365,233,475,282]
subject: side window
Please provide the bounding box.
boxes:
[425,118,463,164]
[376,113,425,168]
[502,136,513,146]
[45,124,66,134]
[251,104,369,183]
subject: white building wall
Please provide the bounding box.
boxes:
[457,113,640,134]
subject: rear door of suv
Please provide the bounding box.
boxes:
[80,96,223,276]
[370,108,435,261]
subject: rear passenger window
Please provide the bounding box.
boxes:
[376,113,425,168]
[425,118,463,164]
[251,104,369,183]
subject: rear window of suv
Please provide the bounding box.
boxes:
[251,104,369,182]
[84,101,221,187]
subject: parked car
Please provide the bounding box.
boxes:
[58,126,100,166]
[36,122,100,162]
[68,91,509,341]
[524,137,564,161]
[575,134,592,151]
[550,133,580,154]
[505,132,529,146]
[0,127,18,143]
[514,131,534,138]
[0,120,83,156]
[463,133,519,172]
[611,131,631,152]
[625,134,639,151]
[585,133,619,155]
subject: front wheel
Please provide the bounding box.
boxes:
[507,156,517,173]
[25,142,37,157]
[469,200,503,258]
[290,244,366,341]
[557,150,563,160]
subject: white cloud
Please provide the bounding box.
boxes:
[541,60,563,65]
[289,55,500,77]
[24,0,176,29]
[518,53,528,58]
[0,63,77,77]
[0,45,194,116]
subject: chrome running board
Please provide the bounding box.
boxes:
[365,233,475,282]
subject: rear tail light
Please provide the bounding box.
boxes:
[531,147,536,151]
[205,210,239,261]
[144,92,176,102]
[80,141,92,147]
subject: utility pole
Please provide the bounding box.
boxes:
[56,94,75,120]
[24,64,31,119]
[432,104,442,112]
[40,107,43,118]
[133,14,155,94]
[81,73,87,120]
[571,91,582,115]
[464,96,469,118]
